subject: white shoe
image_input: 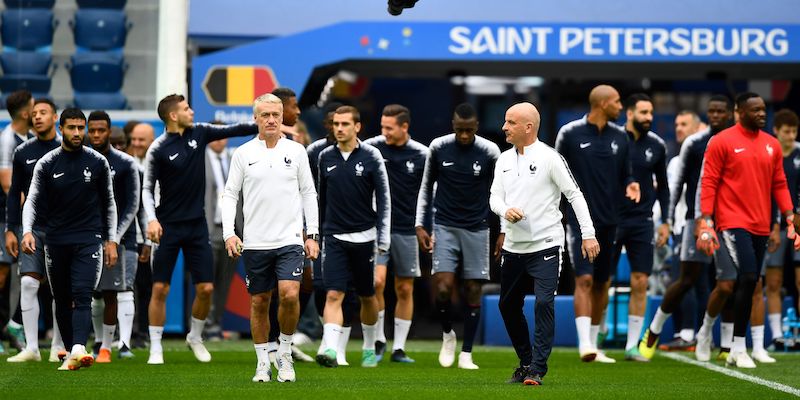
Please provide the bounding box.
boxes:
[695,332,712,362]
[7,349,41,362]
[293,332,312,346]
[457,351,479,369]
[439,331,456,367]
[252,362,271,382]
[57,355,80,371]
[48,347,66,363]
[147,351,164,365]
[186,338,211,363]
[751,349,776,364]
[726,350,757,369]
[579,347,598,362]
[292,345,314,363]
[594,351,617,364]
[276,352,296,382]
[336,350,349,366]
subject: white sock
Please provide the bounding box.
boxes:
[70,344,86,356]
[590,324,600,348]
[768,313,782,339]
[698,312,717,338]
[376,310,387,342]
[254,343,269,366]
[322,323,342,352]
[101,324,116,350]
[575,316,592,351]
[51,300,64,349]
[393,318,411,351]
[117,292,135,349]
[362,323,376,351]
[187,317,205,342]
[20,275,40,352]
[149,326,164,354]
[649,307,671,335]
[599,309,608,334]
[720,322,734,349]
[338,326,351,358]
[626,315,644,351]
[679,328,695,342]
[751,325,765,353]
[278,332,293,355]
[91,297,104,344]
[732,335,746,353]
[267,341,278,352]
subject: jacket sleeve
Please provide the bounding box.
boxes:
[373,152,392,252]
[552,153,595,240]
[699,137,725,217]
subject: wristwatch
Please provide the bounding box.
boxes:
[308,234,320,242]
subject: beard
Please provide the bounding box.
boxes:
[633,119,651,134]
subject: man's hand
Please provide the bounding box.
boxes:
[656,223,670,248]
[787,214,800,251]
[504,207,525,223]
[415,226,433,253]
[21,232,35,254]
[767,223,781,253]
[104,241,118,268]
[695,217,720,256]
[626,182,641,203]
[147,220,163,244]
[225,236,243,259]
[494,233,505,262]
[304,238,320,260]
[138,244,151,263]
[5,230,18,258]
[581,238,600,263]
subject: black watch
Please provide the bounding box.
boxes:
[308,234,320,242]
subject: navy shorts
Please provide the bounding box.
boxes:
[17,229,46,276]
[151,219,213,284]
[321,236,375,297]
[567,223,616,283]
[714,229,768,281]
[764,229,800,268]
[242,245,304,295]
[612,223,655,275]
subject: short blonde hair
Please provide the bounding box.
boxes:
[253,93,283,114]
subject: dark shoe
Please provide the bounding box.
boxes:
[507,366,528,384]
[658,337,697,352]
[375,340,386,362]
[390,349,415,363]
[523,371,543,386]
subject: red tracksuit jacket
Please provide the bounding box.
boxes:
[700,123,792,236]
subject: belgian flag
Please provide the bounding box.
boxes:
[202,66,278,106]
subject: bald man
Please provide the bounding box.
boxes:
[555,85,640,363]
[128,123,155,166]
[492,103,597,386]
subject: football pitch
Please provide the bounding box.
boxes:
[1,340,799,399]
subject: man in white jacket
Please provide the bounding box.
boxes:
[490,102,598,386]
[221,93,320,383]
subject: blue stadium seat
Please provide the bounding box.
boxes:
[76,0,126,9]
[68,52,126,92]
[73,92,127,110]
[0,74,51,93]
[0,51,52,75]
[3,0,55,8]
[72,9,130,51]
[1,9,55,51]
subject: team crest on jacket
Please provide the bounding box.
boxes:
[355,161,365,176]
[83,167,92,183]
[529,163,537,176]
[405,160,415,173]
[794,156,800,169]
[284,156,292,167]
[611,140,619,155]
[472,161,482,176]
[645,148,653,162]
[188,139,198,149]
[766,144,774,156]
[110,167,116,178]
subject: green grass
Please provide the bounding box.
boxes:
[1,340,799,399]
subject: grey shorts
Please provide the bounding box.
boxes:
[0,230,14,264]
[17,229,46,276]
[97,245,137,291]
[764,229,800,268]
[375,233,420,278]
[432,225,490,280]
[680,220,713,264]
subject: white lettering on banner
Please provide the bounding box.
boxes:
[449,26,553,55]
[450,26,790,58]
[214,110,252,124]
